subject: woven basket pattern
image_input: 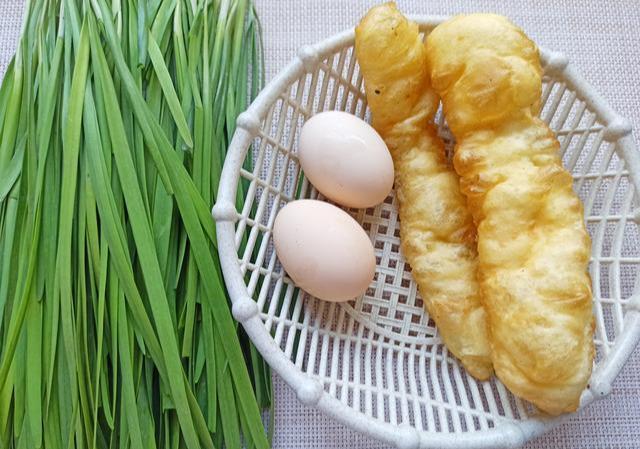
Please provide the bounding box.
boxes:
[217,19,640,448]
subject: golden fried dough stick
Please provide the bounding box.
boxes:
[426,14,594,415]
[355,3,492,380]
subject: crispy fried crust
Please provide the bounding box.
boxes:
[355,3,493,380]
[426,13,594,415]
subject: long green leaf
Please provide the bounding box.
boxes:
[88,13,205,449]
[147,33,193,148]
[1,0,271,446]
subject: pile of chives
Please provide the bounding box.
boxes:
[0,0,271,448]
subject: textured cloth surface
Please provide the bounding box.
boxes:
[1,1,639,448]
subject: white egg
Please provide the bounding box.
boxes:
[273,199,376,302]
[299,110,394,208]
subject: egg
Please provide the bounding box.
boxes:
[273,199,376,302]
[298,110,394,208]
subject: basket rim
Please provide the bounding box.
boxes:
[214,15,640,449]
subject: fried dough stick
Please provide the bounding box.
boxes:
[426,14,594,414]
[355,3,492,380]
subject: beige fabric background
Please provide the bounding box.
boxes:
[1,1,638,448]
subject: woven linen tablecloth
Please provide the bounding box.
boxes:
[2,1,639,448]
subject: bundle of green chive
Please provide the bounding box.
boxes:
[0,0,272,448]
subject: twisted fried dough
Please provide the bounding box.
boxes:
[355,3,493,380]
[426,13,594,415]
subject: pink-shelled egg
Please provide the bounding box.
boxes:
[273,199,375,302]
[299,110,394,208]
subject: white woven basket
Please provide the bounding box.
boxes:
[214,16,640,449]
